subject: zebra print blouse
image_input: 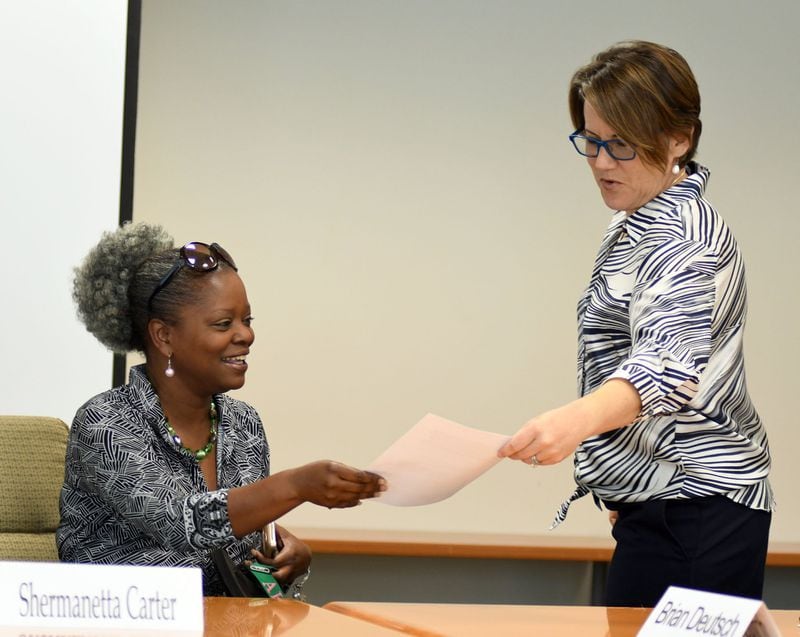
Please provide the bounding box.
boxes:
[57,365,269,594]
[554,163,773,526]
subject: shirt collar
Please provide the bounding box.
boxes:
[127,364,232,456]
[128,364,166,425]
[623,162,710,245]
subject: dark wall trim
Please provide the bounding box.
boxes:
[114,0,142,387]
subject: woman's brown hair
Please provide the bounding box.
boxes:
[568,41,702,170]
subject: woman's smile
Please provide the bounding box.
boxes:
[222,354,248,371]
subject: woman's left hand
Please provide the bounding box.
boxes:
[249,525,311,587]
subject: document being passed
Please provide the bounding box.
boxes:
[366,413,511,506]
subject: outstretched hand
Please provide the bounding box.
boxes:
[497,380,641,466]
[498,401,594,466]
[290,460,387,508]
[228,461,388,539]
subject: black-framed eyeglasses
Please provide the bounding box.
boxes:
[147,242,238,312]
[568,130,637,161]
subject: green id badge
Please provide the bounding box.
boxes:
[248,562,284,598]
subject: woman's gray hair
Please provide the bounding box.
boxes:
[73,223,175,353]
[75,222,237,353]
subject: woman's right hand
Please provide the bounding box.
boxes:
[228,461,388,538]
[289,460,387,508]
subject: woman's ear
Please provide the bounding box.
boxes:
[147,319,173,358]
[670,130,693,164]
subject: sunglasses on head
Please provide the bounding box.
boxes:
[147,242,238,312]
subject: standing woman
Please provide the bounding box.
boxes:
[58,222,386,595]
[499,41,773,606]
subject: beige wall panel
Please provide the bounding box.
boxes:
[134,0,800,541]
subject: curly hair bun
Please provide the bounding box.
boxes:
[73,222,174,353]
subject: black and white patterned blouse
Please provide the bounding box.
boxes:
[555,163,773,525]
[57,365,269,594]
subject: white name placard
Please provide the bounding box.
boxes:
[638,586,780,637]
[0,561,203,635]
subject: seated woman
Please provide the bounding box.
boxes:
[57,222,386,595]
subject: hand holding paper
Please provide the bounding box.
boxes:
[366,413,511,506]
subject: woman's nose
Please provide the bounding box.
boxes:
[233,323,255,345]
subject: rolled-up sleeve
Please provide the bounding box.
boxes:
[610,239,716,417]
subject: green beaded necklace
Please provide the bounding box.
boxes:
[165,402,218,461]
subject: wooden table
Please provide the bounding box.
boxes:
[324,602,800,637]
[3,600,793,637]
[203,597,402,635]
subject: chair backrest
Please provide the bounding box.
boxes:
[0,415,68,561]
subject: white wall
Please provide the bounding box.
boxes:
[1,1,128,424]
[134,0,800,541]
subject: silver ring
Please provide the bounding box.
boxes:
[530,455,540,467]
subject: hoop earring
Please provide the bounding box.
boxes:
[165,354,175,378]
[672,163,681,175]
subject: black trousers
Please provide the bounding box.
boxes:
[604,496,771,607]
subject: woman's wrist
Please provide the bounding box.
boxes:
[582,379,642,436]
